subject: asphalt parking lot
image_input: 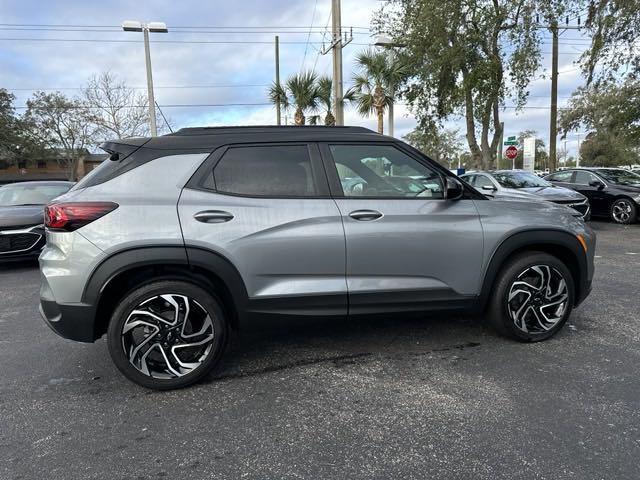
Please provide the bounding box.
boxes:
[1,221,639,480]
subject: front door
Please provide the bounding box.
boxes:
[320,142,484,314]
[573,170,609,216]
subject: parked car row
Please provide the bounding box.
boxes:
[460,168,640,224]
[544,168,640,224]
[460,170,591,220]
[0,181,74,260]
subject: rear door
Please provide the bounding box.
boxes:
[320,142,484,314]
[178,143,347,317]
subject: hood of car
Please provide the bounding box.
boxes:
[610,183,640,194]
[501,186,585,201]
[0,205,44,229]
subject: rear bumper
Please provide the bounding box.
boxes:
[39,274,97,343]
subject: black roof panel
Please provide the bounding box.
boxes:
[169,125,374,136]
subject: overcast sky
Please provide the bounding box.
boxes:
[0,0,592,155]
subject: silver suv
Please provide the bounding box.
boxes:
[39,126,595,389]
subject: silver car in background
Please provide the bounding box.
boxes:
[460,170,591,220]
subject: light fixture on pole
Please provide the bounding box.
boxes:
[373,36,406,138]
[122,20,168,137]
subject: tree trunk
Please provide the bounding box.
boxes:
[376,107,384,134]
[324,111,336,126]
[462,74,482,168]
[294,108,305,126]
[68,156,80,181]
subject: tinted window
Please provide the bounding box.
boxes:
[329,144,444,198]
[213,145,317,197]
[547,171,573,182]
[574,171,598,185]
[475,175,495,189]
[596,169,640,185]
[461,175,476,186]
[493,171,551,188]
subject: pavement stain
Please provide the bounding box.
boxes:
[211,341,483,382]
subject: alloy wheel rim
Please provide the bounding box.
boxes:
[121,294,215,379]
[612,201,632,223]
[507,265,569,334]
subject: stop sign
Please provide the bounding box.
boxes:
[505,145,518,160]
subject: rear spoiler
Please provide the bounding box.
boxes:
[100,138,151,162]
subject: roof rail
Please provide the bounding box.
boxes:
[168,125,375,136]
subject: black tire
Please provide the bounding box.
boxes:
[610,198,637,225]
[487,252,575,342]
[107,280,228,390]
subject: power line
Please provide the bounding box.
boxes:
[301,0,320,70]
[0,37,371,46]
[13,102,272,110]
[0,23,370,30]
[6,84,270,91]
[0,26,371,36]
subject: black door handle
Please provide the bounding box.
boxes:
[194,210,234,223]
[349,209,383,221]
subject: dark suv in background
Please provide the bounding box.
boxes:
[545,168,640,224]
[39,126,595,389]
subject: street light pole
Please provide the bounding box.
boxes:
[374,36,407,137]
[122,21,168,137]
[143,28,158,137]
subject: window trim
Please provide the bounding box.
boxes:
[319,141,448,200]
[185,141,332,199]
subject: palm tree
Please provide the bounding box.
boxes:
[268,71,319,125]
[268,81,289,122]
[349,49,409,134]
[316,76,335,126]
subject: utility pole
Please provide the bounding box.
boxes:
[275,35,281,126]
[532,15,582,172]
[549,19,559,173]
[321,1,352,126]
[331,0,344,125]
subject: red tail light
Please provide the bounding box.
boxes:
[45,202,118,232]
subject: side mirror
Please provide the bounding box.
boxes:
[481,185,497,192]
[589,180,605,189]
[446,177,464,200]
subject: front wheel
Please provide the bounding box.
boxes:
[487,252,574,342]
[610,198,637,224]
[107,280,228,390]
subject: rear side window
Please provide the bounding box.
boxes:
[547,171,573,182]
[213,145,317,197]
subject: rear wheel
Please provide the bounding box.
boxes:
[610,198,637,224]
[488,252,574,342]
[107,280,228,389]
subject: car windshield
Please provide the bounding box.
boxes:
[492,171,551,189]
[0,184,70,206]
[595,169,640,185]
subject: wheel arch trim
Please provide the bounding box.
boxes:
[479,229,589,310]
[82,245,251,338]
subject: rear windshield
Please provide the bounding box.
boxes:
[0,183,72,206]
